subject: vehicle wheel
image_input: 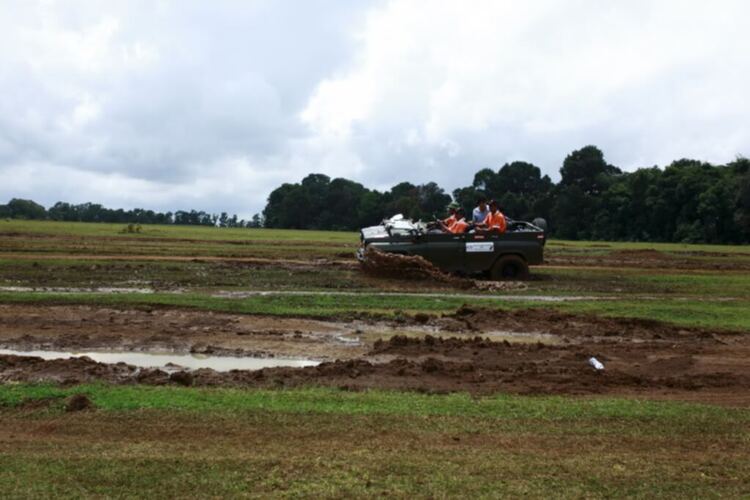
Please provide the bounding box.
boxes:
[490,255,529,281]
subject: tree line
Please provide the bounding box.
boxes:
[0,200,263,228]
[262,145,750,244]
[3,145,749,243]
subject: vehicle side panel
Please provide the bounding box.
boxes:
[362,226,544,273]
[425,233,466,272]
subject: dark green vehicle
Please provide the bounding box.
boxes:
[357,215,546,280]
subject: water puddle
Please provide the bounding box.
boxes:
[0,349,319,372]
[0,286,154,294]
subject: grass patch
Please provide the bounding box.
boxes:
[533,267,750,299]
[557,299,750,331]
[0,219,358,243]
[1,385,748,498]
[2,384,748,421]
[546,238,750,254]
[1,290,749,330]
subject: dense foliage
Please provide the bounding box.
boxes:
[0,200,260,228]
[2,145,749,243]
[262,146,750,243]
[263,174,451,230]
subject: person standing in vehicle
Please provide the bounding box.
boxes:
[472,197,490,223]
[440,208,469,234]
[478,200,507,234]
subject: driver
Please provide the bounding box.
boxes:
[440,207,470,234]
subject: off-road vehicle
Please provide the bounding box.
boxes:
[357,215,545,280]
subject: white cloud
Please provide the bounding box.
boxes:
[299,0,750,191]
[1,0,749,216]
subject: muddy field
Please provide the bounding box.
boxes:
[1,222,749,408]
[1,304,748,406]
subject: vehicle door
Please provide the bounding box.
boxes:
[464,233,499,273]
[424,232,466,272]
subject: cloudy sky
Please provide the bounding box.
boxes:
[2,0,749,218]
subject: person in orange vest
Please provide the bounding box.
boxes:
[477,200,507,234]
[440,207,470,234]
[442,202,460,227]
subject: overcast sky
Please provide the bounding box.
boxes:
[2,0,749,218]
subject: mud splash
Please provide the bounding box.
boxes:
[360,247,471,285]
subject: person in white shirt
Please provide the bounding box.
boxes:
[472,197,490,224]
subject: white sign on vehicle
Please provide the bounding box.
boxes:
[466,242,494,253]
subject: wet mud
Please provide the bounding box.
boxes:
[360,247,471,285]
[360,247,527,291]
[0,304,368,360]
[0,305,748,406]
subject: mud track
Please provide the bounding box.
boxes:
[1,305,748,406]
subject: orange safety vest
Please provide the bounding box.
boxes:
[483,211,507,233]
[448,218,469,234]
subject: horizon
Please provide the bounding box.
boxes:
[3,150,744,220]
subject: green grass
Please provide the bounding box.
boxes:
[2,384,748,421]
[0,290,505,317]
[557,299,750,330]
[546,238,750,254]
[0,219,358,243]
[5,219,748,251]
[4,220,749,261]
[2,221,750,497]
[1,385,748,498]
[534,267,750,298]
[1,290,748,330]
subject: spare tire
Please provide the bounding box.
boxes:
[532,217,547,231]
[490,254,529,281]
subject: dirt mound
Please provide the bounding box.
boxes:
[65,393,94,412]
[611,249,669,259]
[360,247,471,286]
[169,371,194,386]
[184,332,750,399]
[360,248,527,291]
[433,305,733,341]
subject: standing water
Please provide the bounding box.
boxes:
[0,349,319,372]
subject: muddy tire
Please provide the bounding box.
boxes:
[490,255,529,281]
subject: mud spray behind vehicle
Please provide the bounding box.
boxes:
[357,214,546,280]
